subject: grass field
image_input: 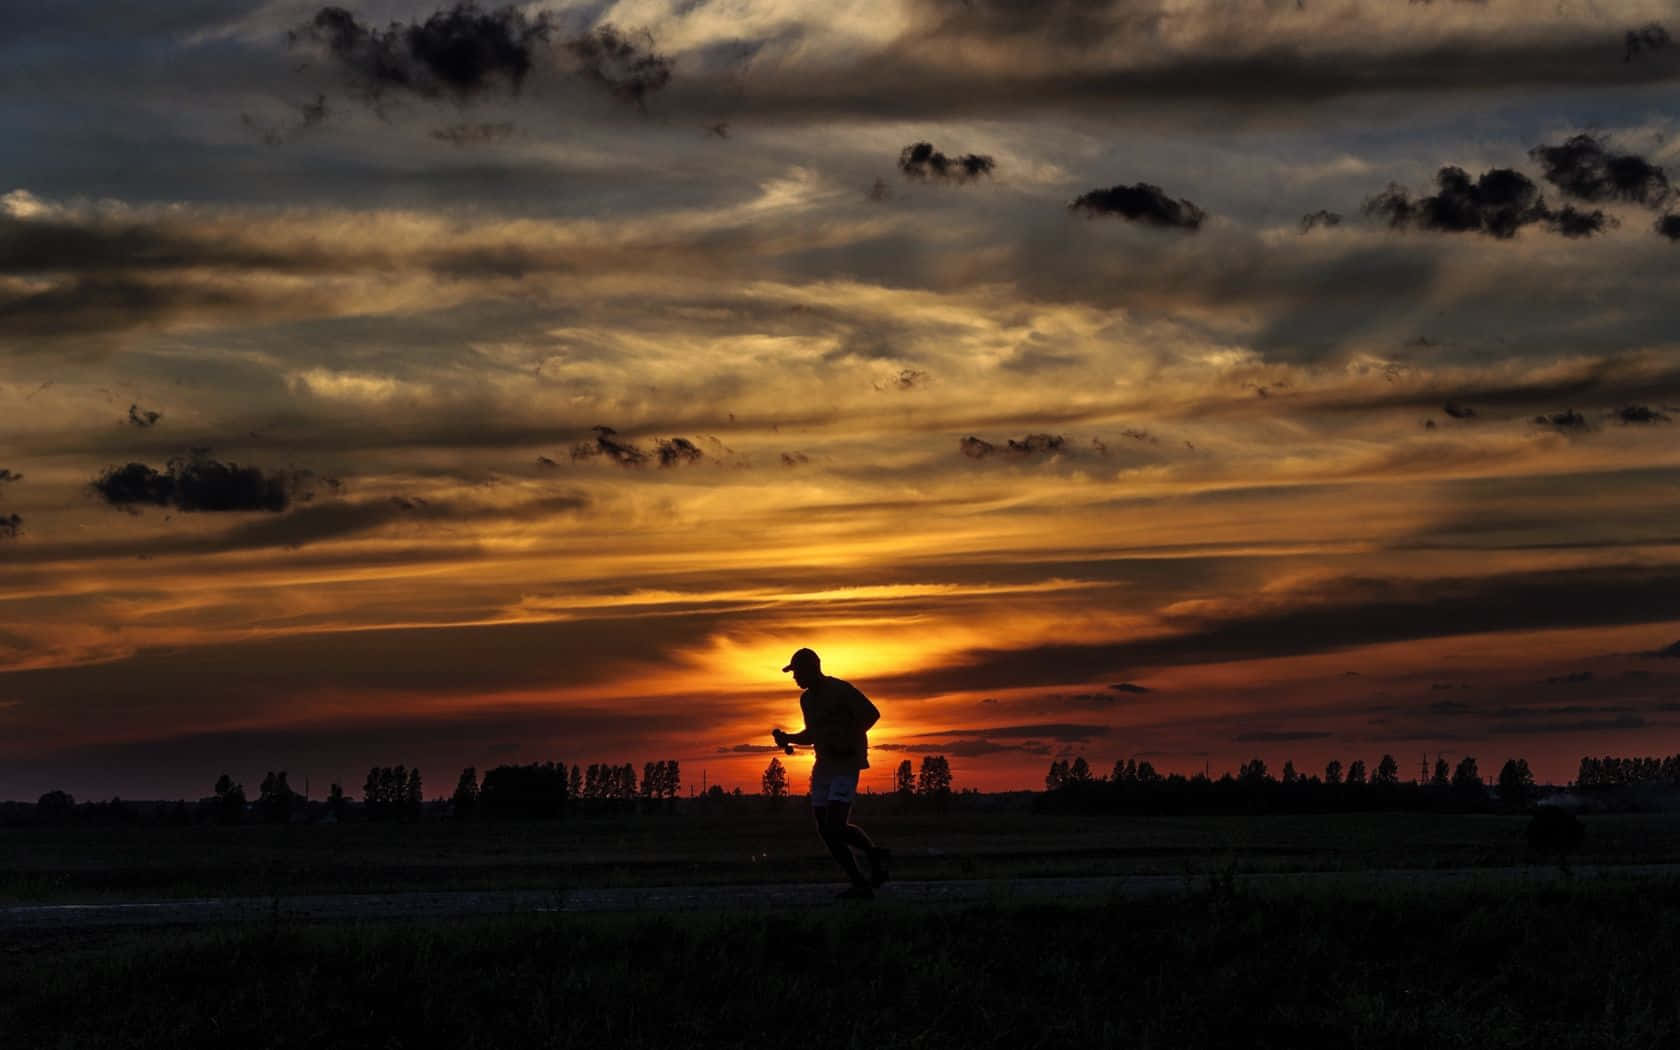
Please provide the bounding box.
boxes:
[6,878,1680,1049]
[4,808,1679,903]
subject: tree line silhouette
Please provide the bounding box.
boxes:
[1576,754,1680,787]
[11,750,1662,827]
[758,756,955,809]
[1037,753,1542,814]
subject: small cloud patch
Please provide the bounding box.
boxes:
[1070,183,1206,230]
[898,142,995,183]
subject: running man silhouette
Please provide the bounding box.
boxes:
[772,648,891,899]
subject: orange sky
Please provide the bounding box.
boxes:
[4,0,1680,799]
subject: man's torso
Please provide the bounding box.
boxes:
[801,676,871,773]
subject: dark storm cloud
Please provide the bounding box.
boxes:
[0,214,296,274]
[662,13,1680,124]
[431,121,517,145]
[91,457,317,513]
[960,434,1069,459]
[1625,23,1672,62]
[1069,183,1205,230]
[1442,402,1477,420]
[1532,409,1589,430]
[572,425,647,466]
[897,142,996,182]
[1301,357,1680,422]
[1546,204,1615,238]
[0,611,737,753]
[569,427,706,468]
[1007,434,1066,455]
[1543,671,1594,684]
[874,564,1680,696]
[295,4,555,102]
[3,490,580,565]
[1299,209,1341,233]
[1363,167,1579,239]
[1111,682,1151,694]
[241,94,331,146]
[1232,730,1330,743]
[0,276,285,344]
[0,469,19,483]
[1617,404,1672,424]
[565,24,674,107]
[1529,134,1672,208]
[127,404,161,428]
[874,739,1052,757]
[0,514,19,539]
[914,723,1109,742]
[1659,215,1680,240]
[1490,714,1647,735]
[656,437,703,466]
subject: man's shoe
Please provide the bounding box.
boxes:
[836,883,875,900]
[868,847,892,888]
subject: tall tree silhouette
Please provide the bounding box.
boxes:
[917,755,953,798]
[451,767,479,818]
[1452,756,1482,795]
[214,774,246,825]
[1045,759,1069,790]
[894,759,915,796]
[1498,759,1535,809]
[1374,755,1400,786]
[258,770,296,824]
[1346,759,1368,785]
[1325,760,1343,785]
[761,757,789,805]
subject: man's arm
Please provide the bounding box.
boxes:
[850,685,880,732]
[776,694,817,746]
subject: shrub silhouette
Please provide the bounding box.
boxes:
[1527,806,1585,871]
[478,762,567,819]
[36,790,75,826]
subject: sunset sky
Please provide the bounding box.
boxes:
[5,0,1680,801]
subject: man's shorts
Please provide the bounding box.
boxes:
[810,769,859,806]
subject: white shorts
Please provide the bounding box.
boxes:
[810,769,859,806]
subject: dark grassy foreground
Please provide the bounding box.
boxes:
[6,879,1680,1049]
[10,809,1680,902]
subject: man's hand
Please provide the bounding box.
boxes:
[771,728,793,755]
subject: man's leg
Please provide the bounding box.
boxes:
[817,802,871,888]
[831,803,890,887]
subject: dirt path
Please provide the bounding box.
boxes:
[6,864,1680,930]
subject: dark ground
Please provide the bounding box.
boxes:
[5,878,1680,1049]
[8,808,1678,903]
[6,809,1677,1047]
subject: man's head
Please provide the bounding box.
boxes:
[782,647,822,689]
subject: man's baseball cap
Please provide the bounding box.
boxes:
[782,647,821,672]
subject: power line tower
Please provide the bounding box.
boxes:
[1420,753,1430,784]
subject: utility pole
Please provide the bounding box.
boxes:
[1420,753,1429,784]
